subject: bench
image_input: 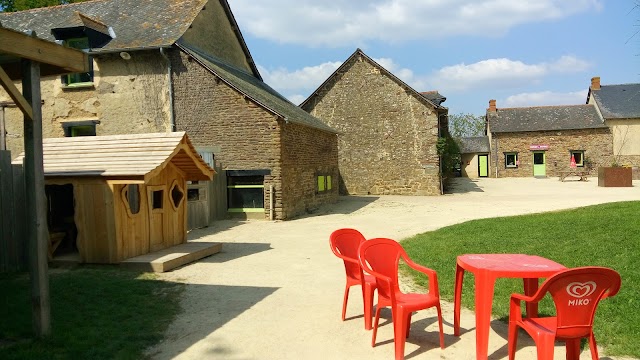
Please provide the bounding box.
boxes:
[558,170,590,182]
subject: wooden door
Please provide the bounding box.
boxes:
[147,185,166,252]
[478,155,489,177]
[533,152,546,177]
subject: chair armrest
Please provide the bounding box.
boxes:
[405,259,439,295]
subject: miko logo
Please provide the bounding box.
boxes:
[566,281,597,306]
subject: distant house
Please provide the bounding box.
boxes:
[457,137,491,178]
[485,100,612,178]
[587,76,640,175]
[301,49,448,195]
[0,0,338,222]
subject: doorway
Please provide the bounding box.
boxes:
[533,151,546,177]
[45,184,78,258]
[478,154,489,177]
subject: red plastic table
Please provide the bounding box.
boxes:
[453,254,566,360]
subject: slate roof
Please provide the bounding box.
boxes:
[590,83,640,119]
[179,44,338,134]
[0,0,260,77]
[420,91,447,106]
[487,105,606,133]
[457,136,490,154]
[300,48,441,111]
[12,132,215,181]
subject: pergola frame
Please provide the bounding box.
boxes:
[0,26,88,337]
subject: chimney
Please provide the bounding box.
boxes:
[591,76,600,90]
[488,99,497,112]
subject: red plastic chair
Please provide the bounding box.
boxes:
[358,238,444,360]
[329,228,377,330]
[508,266,621,360]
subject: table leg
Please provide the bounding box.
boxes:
[474,273,496,360]
[453,264,465,336]
[522,278,539,317]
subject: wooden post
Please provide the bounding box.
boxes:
[0,106,5,150]
[22,59,51,337]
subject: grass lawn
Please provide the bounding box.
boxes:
[401,200,640,358]
[0,267,183,360]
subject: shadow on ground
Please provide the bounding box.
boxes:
[445,178,484,194]
[146,283,279,360]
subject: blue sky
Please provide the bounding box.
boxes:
[230,0,639,116]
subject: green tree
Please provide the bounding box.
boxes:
[1,0,87,12]
[447,112,486,139]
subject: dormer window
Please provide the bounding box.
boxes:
[62,37,93,86]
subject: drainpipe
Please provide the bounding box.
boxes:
[270,184,274,220]
[159,48,176,132]
[494,136,499,178]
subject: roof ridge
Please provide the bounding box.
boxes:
[496,104,593,110]
[0,0,110,14]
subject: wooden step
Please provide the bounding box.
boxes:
[120,242,222,272]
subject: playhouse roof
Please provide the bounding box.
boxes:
[12,132,214,182]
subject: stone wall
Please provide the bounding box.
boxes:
[491,128,612,178]
[1,50,170,155]
[303,57,441,195]
[281,122,338,218]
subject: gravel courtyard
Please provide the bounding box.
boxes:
[147,177,640,360]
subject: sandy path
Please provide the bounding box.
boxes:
[147,177,640,360]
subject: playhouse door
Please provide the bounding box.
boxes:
[147,185,166,252]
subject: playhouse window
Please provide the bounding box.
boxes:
[171,183,184,209]
[152,190,163,209]
[127,184,140,214]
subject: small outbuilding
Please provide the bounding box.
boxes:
[13,132,214,264]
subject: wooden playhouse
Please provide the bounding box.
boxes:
[13,132,215,264]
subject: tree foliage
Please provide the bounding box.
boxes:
[448,113,486,139]
[0,0,87,12]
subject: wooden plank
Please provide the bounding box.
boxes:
[0,151,10,271]
[22,60,50,336]
[0,28,88,74]
[0,65,33,120]
[119,242,222,272]
[0,107,5,150]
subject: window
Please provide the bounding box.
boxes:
[152,190,164,209]
[62,120,99,137]
[62,37,93,86]
[570,150,585,167]
[170,182,184,210]
[227,175,264,212]
[505,153,518,168]
[317,174,333,192]
[121,184,140,216]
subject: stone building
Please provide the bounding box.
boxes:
[485,100,612,178]
[0,0,338,221]
[300,49,447,196]
[587,76,640,175]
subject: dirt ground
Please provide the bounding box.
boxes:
[146,177,640,360]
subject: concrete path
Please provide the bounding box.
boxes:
[147,177,640,360]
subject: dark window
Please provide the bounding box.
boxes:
[62,120,99,137]
[187,189,200,201]
[152,190,163,209]
[570,150,585,167]
[171,184,184,208]
[227,175,264,210]
[533,152,545,165]
[127,184,140,214]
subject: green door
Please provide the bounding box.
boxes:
[478,155,489,177]
[533,152,546,177]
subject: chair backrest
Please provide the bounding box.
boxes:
[329,228,367,281]
[358,238,404,300]
[535,267,621,338]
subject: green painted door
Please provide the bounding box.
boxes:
[478,155,489,177]
[533,152,546,177]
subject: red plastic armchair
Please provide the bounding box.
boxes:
[358,238,444,360]
[329,228,377,330]
[508,267,621,360]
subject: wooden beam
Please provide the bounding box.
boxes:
[22,59,51,337]
[0,65,33,120]
[0,107,5,150]
[0,28,88,74]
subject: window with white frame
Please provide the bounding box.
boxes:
[570,150,585,167]
[505,152,518,168]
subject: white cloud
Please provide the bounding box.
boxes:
[502,90,589,107]
[231,0,602,46]
[258,62,342,92]
[429,56,592,92]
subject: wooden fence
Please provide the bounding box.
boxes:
[0,150,27,272]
